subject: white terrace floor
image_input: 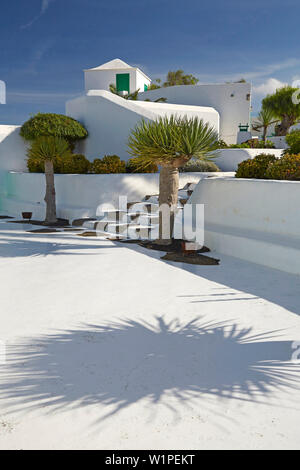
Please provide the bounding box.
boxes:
[0,219,300,450]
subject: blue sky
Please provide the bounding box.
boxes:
[1,0,300,124]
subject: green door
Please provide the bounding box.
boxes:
[116,73,130,93]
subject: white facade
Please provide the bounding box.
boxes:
[66,90,220,161]
[0,125,28,172]
[84,58,151,94]
[138,83,252,144]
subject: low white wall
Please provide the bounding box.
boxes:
[0,171,209,221]
[268,136,288,149]
[189,176,300,274]
[216,148,283,171]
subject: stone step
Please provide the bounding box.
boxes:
[127,202,159,213]
[105,222,157,236]
[182,182,197,191]
[142,195,159,204]
[138,214,160,225]
[178,189,194,198]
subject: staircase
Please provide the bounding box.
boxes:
[72,182,197,240]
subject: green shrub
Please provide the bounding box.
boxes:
[27,157,45,173]
[59,154,90,174]
[27,153,90,174]
[126,157,158,173]
[214,139,228,149]
[285,130,300,155]
[265,154,300,180]
[179,159,220,172]
[20,113,88,150]
[229,139,275,149]
[91,155,126,174]
[235,153,278,179]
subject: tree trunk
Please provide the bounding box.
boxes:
[44,160,57,225]
[157,164,180,245]
[275,115,294,136]
[263,126,267,142]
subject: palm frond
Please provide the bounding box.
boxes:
[27,136,71,162]
[128,116,218,167]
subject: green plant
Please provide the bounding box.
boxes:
[20,113,88,150]
[110,83,167,103]
[265,154,300,180]
[179,159,220,172]
[109,84,139,101]
[284,130,300,155]
[27,137,72,224]
[163,70,199,87]
[229,139,275,149]
[262,86,300,136]
[235,153,278,179]
[126,157,158,173]
[59,154,90,174]
[214,139,228,149]
[252,107,279,141]
[91,155,126,174]
[27,153,90,174]
[128,116,218,244]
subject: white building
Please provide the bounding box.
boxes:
[66,58,227,161]
[84,59,152,95]
[0,58,252,172]
[66,90,219,161]
[138,82,251,144]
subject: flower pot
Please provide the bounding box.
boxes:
[22,212,32,221]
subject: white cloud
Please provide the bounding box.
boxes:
[21,0,56,29]
[253,78,288,96]
[190,58,300,84]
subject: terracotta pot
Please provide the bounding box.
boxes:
[22,212,32,221]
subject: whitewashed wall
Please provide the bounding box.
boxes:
[66,90,219,161]
[189,176,300,274]
[216,148,283,171]
[84,68,150,94]
[0,171,208,221]
[0,125,28,171]
[138,82,251,145]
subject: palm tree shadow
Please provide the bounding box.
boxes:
[0,235,121,258]
[1,317,299,425]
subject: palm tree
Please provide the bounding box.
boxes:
[252,108,279,141]
[262,86,300,135]
[27,136,71,225]
[128,116,218,245]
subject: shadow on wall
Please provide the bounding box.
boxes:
[0,126,28,172]
[1,316,299,424]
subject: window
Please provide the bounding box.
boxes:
[144,84,148,91]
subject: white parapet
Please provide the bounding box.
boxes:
[189,176,300,275]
